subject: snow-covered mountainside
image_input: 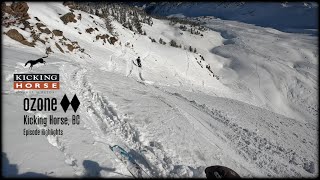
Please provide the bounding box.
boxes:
[141,2,318,34]
[2,2,318,178]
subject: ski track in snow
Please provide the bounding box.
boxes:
[157,89,316,177]
[60,63,205,177]
[59,60,316,177]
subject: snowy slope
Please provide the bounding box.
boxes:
[2,2,318,178]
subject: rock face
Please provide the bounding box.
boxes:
[60,12,77,24]
[96,34,118,45]
[36,23,51,34]
[109,36,118,45]
[63,1,78,9]
[6,29,34,47]
[52,29,63,36]
[55,42,64,53]
[6,29,25,41]
[85,28,94,34]
[30,31,45,45]
[66,44,75,52]
[46,47,53,54]
[21,20,32,30]
[2,2,30,26]
[10,2,30,20]
[1,2,13,14]
[96,34,109,43]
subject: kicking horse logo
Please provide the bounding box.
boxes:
[25,55,48,70]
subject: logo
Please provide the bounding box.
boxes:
[60,94,80,113]
[14,74,60,90]
[22,94,81,137]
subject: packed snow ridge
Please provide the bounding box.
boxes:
[2,2,318,178]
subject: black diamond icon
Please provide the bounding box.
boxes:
[60,94,70,113]
[71,94,80,113]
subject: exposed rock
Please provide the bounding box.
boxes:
[30,31,40,43]
[11,2,29,13]
[108,36,118,45]
[52,29,63,36]
[71,41,79,46]
[46,47,53,54]
[21,40,34,47]
[63,1,78,8]
[21,20,32,30]
[1,2,13,14]
[36,23,51,34]
[85,28,94,34]
[94,27,99,31]
[10,2,30,20]
[55,42,64,53]
[34,17,40,21]
[38,38,46,44]
[77,14,82,20]
[6,29,25,41]
[66,44,75,52]
[40,28,51,34]
[60,12,77,24]
[36,23,45,28]
[5,29,34,47]
[96,34,109,43]
[2,17,17,27]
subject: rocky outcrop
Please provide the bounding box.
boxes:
[66,44,75,52]
[55,42,64,53]
[109,36,118,45]
[96,34,117,45]
[96,34,109,43]
[2,2,30,27]
[63,1,78,9]
[52,29,63,36]
[36,23,51,34]
[46,47,53,54]
[38,38,46,44]
[85,28,94,34]
[36,23,45,28]
[6,29,34,47]
[60,12,77,24]
[30,30,45,44]
[1,2,13,15]
[6,29,24,41]
[21,20,32,30]
[10,2,30,20]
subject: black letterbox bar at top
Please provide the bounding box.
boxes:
[14,74,60,81]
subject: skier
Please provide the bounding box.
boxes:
[136,56,141,67]
[205,165,240,178]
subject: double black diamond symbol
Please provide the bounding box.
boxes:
[60,94,80,113]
